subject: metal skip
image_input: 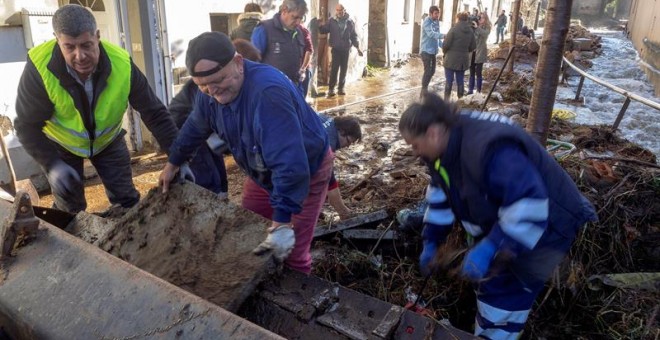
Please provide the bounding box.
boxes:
[0,198,283,340]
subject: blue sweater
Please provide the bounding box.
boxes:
[169,60,329,223]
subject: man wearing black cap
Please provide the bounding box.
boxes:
[159,32,333,274]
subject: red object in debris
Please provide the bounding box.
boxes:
[404,301,434,317]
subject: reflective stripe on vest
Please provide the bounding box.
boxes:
[29,39,131,158]
[434,159,450,188]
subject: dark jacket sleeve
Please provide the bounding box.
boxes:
[14,58,60,168]
[168,80,197,128]
[349,20,360,49]
[128,60,178,153]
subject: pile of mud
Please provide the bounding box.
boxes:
[71,183,275,312]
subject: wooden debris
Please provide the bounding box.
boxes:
[314,209,388,238]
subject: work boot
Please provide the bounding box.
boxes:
[457,86,464,99]
[444,88,452,101]
[338,89,346,96]
[327,89,336,97]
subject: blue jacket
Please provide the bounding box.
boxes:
[319,114,340,188]
[422,111,597,256]
[319,114,340,152]
[420,17,442,55]
[169,60,329,223]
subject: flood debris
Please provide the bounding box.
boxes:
[314,209,388,238]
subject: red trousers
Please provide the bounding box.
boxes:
[242,149,334,273]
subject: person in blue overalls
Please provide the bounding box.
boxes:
[398,92,597,339]
[318,114,361,219]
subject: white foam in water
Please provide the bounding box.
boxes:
[564,30,660,159]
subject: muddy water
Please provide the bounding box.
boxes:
[555,30,660,159]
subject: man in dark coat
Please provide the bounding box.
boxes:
[319,3,363,97]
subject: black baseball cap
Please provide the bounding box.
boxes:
[185,31,236,77]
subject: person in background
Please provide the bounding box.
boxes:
[468,13,492,95]
[398,93,597,339]
[230,3,263,41]
[166,39,263,198]
[159,32,333,274]
[469,8,480,23]
[319,3,363,97]
[252,0,308,87]
[494,10,507,44]
[420,5,442,97]
[299,22,314,97]
[441,12,475,101]
[14,4,182,214]
[307,16,325,98]
[319,114,362,219]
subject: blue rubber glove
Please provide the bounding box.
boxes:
[461,238,498,281]
[419,240,438,276]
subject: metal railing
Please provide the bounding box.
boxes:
[562,56,660,131]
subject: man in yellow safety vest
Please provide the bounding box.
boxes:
[14,4,187,213]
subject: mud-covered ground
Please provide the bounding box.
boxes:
[38,24,659,339]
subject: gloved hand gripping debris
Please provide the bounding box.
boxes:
[253,225,295,261]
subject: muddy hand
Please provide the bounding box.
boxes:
[253,225,295,262]
[158,162,179,193]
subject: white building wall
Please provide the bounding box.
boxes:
[387,0,416,62]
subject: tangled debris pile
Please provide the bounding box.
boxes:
[528,120,659,339]
[313,109,659,338]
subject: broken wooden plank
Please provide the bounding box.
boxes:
[314,209,388,238]
[342,229,397,240]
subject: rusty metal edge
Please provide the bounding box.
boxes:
[0,200,284,340]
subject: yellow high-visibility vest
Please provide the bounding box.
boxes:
[29,39,130,158]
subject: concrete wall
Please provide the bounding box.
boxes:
[0,26,27,122]
[0,0,58,23]
[627,0,660,96]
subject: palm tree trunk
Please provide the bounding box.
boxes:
[526,0,573,144]
[506,0,522,72]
